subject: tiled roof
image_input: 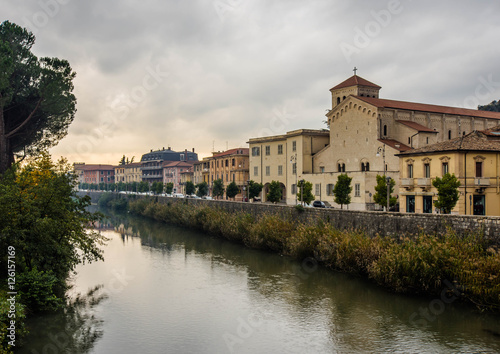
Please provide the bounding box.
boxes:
[330,75,381,91]
[355,96,500,120]
[396,120,438,133]
[162,161,194,168]
[398,129,500,155]
[212,148,249,158]
[74,164,116,171]
[378,139,412,152]
[482,125,500,136]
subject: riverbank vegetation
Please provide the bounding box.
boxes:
[128,197,500,311]
[0,155,105,352]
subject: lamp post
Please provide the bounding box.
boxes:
[290,154,298,204]
[386,176,391,212]
[376,145,386,176]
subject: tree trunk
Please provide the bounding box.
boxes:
[0,106,11,175]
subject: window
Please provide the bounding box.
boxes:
[337,163,345,172]
[217,161,219,168]
[442,162,449,176]
[354,183,360,197]
[383,125,387,136]
[426,137,429,144]
[315,184,320,196]
[225,160,228,167]
[361,162,369,172]
[233,174,235,182]
[407,164,413,178]
[253,166,258,176]
[278,165,283,176]
[448,130,452,140]
[180,154,185,161]
[327,184,334,196]
[475,162,483,178]
[265,146,270,156]
[423,196,433,214]
[291,184,297,195]
[320,166,325,173]
[292,141,297,152]
[232,159,235,167]
[277,144,283,155]
[406,195,415,213]
[424,163,430,178]
[292,163,297,175]
[265,166,270,176]
[252,147,260,156]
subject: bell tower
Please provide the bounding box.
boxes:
[330,70,381,109]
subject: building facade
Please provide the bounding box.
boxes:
[80,165,116,185]
[141,147,198,183]
[397,127,500,216]
[206,148,249,200]
[163,161,194,194]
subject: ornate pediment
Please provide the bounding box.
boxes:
[422,157,432,164]
[439,156,451,163]
[473,155,486,162]
[405,158,415,165]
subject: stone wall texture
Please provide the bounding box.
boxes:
[82,192,500,244]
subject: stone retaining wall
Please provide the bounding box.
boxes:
[81,192,500,244]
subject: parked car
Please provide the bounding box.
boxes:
[202,196,213,200]
[172,193,185,198]
[312,201,326,208]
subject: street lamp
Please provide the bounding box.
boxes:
[386,176,391,212]
[290,154,298,204]
[376,144,386,176]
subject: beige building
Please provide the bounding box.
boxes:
[207,148,249,200]
[397,127,500,216]
[248,130,330,203]
[193,158,210,186]
[115,162,142,183]
[248,74,500,209]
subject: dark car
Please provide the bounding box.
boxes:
[312,201,326,208]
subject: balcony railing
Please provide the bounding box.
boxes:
[474,177,490,186]
[417,178,431,187]
[401,178,413,187]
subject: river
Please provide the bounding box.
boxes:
[18,209,500,353]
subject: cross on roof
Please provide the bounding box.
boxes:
[353,67,358,75]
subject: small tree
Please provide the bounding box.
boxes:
[248,180,263,200]
[154,182,164,194]
[165,182,174,195]
[138,181,149,193]
[266,180,282,203]
[297,179,314,205]
[196,181,208,198]
[212,179,225,199]
[373,175,397,210]
[185,181,195,195]
[333,174,352,209]
[226,181,240,200]
[432,173,460,214]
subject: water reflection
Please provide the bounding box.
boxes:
[18,207,500,353]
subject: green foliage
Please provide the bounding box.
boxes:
[165,182,173,194]
[17,268,62,312]
[478,99,500,112]
[294,204,305,212]
[196,181,208,198]
[0,291,27,352]
[0,154,106,304]
[297,179,314,205]
[333,174,352,209]
[0,21,77,173]
[432,173,460,214]
[151,181,163,194]
[226,181,240,199]
[212,179,225,199]
[185,181,195,196]
[138,181,149,193]
[266,181,282,203]
[248,180,263,200]
[373,175,397,209]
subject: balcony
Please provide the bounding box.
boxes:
[417,178,431,188]
[474,177,490,186]
[401,178,414,187]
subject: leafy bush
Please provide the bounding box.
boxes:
[17,268,63,312]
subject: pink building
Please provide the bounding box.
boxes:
[163,161,194,194]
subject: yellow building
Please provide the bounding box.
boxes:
[115,162,142,183]
[397,127,500,216]
[207,148,249,200]
[248,129,330,203]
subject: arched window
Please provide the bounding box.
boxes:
[383,125,387,136]
[337,97,341,104]
[361,163,365,172]
[448,130,452,140]
[343,96,346,100]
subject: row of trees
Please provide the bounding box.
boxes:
[264,172,460,213]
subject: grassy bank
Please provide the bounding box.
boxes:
[127,197,500,311]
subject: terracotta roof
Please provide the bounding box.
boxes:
[396,120,438,133]
[212,148,249,158]
[398,129,500,155]
[355,96,500,120]
[162,161,194,168]
[378,139,412,152]
[482,125,500,136]
[330,75,381,91]
[74,164,115,171]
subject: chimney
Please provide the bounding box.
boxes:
[192,148,195,153]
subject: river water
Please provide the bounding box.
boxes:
[18,210,500,354]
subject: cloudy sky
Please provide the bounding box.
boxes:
[3,0,500,164]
